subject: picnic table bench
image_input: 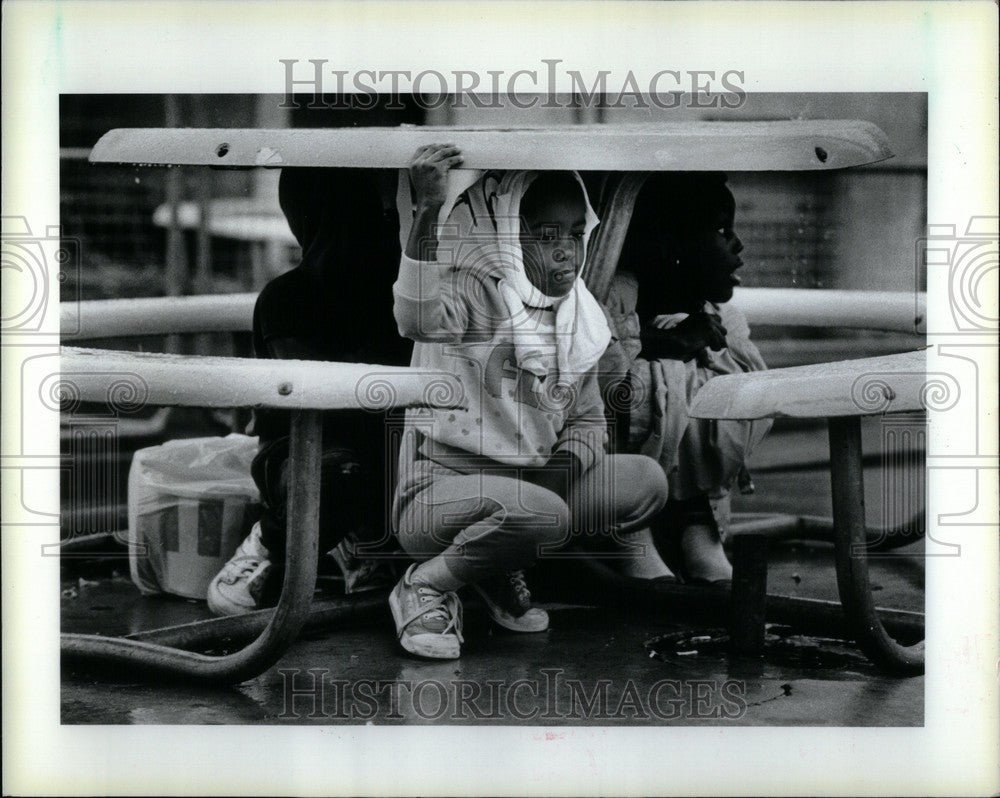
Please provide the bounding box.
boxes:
[60,345,464,683]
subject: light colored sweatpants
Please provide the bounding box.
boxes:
[393,450,668,587]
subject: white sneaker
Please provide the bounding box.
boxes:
[389,564,464,660]
[472,570,549,633]
[207,522,272,616]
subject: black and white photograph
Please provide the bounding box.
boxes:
[2,2,997,796]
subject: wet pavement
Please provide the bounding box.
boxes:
[61,584,922,726]
[61,420,925,726]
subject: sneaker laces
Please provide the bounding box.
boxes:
[235,557,265,577]
[221,554,267,584]
[223,526,269,576]
[507,571,532,605]
[406,585,464,643]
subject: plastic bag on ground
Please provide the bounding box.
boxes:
[127,434,260,599]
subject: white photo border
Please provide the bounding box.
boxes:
[2,1,997,795]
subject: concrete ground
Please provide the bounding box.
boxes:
[61,419,925,726]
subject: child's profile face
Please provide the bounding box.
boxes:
[679,198,745,304]
[519,192,587,298]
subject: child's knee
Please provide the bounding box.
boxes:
[513,483,570,546]
[636,455,669,502]
[538,503,571,547]
[616,454,669,515]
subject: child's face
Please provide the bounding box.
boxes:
[676,197,744,304]
[519,194,587,298]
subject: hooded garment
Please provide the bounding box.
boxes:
[398,168,611,382]
[251,167,411,448]
[392,169,613,470]
[259,167,407,363]
[492,170,610,380]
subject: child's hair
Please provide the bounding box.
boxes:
[519,171,585,223]
[617,172,732,265]
[629,172,732,233]
[278,167,388,249]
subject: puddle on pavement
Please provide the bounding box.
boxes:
[646,624,876,675]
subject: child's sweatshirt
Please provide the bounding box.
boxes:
[393,253,608,471]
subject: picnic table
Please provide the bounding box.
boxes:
[691,348,927,673]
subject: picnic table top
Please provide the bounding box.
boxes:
[689,348,928,420]
[90,120,892,172]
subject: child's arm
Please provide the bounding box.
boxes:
[552,369,610,476]
[393,253,476,343]
[393,144,474,343]
[530,371,608,499]
[404,144,463,261]
[639,311,728,362]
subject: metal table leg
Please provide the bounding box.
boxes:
[828,416,924,675]
[62,409,323,684]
